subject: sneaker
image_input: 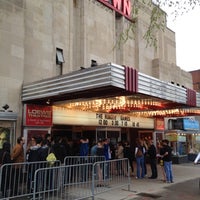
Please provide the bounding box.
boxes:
[166,181,171,183]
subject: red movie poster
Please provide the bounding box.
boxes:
[24,104,52,126]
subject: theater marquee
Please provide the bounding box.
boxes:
[53,108,154,129]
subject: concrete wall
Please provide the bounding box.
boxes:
[0,0,194,136]
[0,0,25,133]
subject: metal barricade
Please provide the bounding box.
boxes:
[0,160,61,199]
[64,156,105,166]
[33,163,94,200]
[92,158,131,197]
[32,158,130,200]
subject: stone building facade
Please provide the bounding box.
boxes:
[0,0,193,137]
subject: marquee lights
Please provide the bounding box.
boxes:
[54,97,200,118]
[59,96,163,113]
[131,108,200,118]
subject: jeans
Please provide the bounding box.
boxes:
[136,156,145,178]
[149,158,158,178]
[164,161,173,182]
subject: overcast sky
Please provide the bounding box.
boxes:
[167,7,200,72]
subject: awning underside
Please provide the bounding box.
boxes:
[21,63,200,117]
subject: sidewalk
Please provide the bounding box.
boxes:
[94,162,200,200]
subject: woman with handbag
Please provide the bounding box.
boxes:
[135,139,145,179]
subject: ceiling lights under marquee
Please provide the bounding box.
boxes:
[54,96,200,118]
[55,95,164,113]
[130,108,200,118]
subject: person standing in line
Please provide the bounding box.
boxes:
[11,136,25,195]
[96,140,105,186]
[51,137,67,164]
[123,141,134,176]
[141,138,148,176]
[0,142,12,197]
[79,137,89,182]
[157,141,166,182]
[80,137,89,157]
[38,139,50,161]
[103,138,111,179]
[44,133,52,148]
[90,140,97,156]
[147,140,157,179]
[27,136,43,192]
[115,141,126,175]
[103,138,111,161]
[135,139,145,179]
[160,139,173,183]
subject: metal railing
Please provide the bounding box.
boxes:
[92,158,131,196]
[0,160,61,199]
[33,163,94,200]
[0,158,130,200]
[64,156,106,166]
[32,158,130,200]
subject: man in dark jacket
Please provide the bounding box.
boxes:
[147,140,157,179]
[161,139,173,183]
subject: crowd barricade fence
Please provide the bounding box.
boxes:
[33,163,94,200]
[0,160,61,199]
[0,158,130,200]
[91,158,131,197]
[64,156,105,166]
[32,158,130,200]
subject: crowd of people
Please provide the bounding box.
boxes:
[1,133,194,196]
[89,137,174,184]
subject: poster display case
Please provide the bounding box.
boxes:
[165,131,188,164]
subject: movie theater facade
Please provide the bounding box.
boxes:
[0,0,200,151]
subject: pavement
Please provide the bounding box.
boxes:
[94,162,200,200]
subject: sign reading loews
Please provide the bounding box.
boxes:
[24,104,53,126]
[97,0,132,19]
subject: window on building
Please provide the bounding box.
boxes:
[56,48,64,64]
[56,48,64,75]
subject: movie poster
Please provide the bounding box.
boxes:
[0,127,10,149]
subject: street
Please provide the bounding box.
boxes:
[133,178,200,200]
[94,163,200,200]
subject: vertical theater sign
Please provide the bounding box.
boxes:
[97,0,132,20]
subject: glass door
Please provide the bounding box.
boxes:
[96,127,121,145]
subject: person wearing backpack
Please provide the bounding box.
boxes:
[135,138,145,179]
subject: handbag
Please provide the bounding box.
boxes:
[136,148,143,157]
